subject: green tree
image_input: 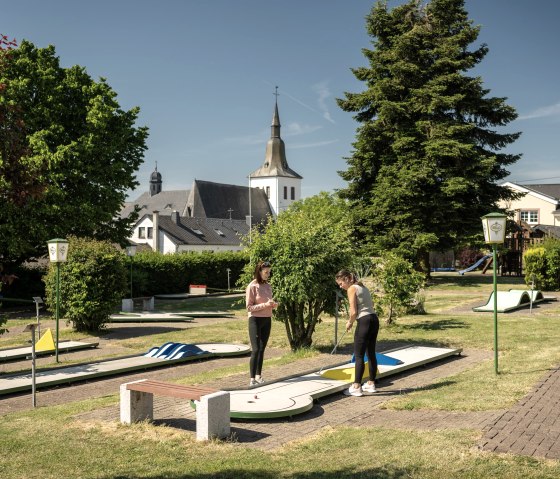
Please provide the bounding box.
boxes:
[240,193,354,350]
[0,39,148,264]
[43,237,127,332]
[371,252,425,324]
[337,0,520,271]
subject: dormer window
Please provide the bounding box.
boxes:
[214,229,225,236]
[191,228,203,235]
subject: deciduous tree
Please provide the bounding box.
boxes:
[0,39,148,264]
[241,193,354,350]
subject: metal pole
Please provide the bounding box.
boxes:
[492,244,498,374]
[30,325,36,407]
[55,262,60,363]
[334,292,339,347]
[130,259,133,299]
[227,268,231,292]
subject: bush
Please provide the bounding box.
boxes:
[524,240,560,291]
[130,250,248,296]
[43,237,127,332]
[371,253,425,324]
[456,247,484,269]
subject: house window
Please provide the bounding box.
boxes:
[147,227,153,239]
[520,210,538,224]
[138,227,146,239]
[266,186,270,198]
[291,187,295,200]
[284,186,288,200]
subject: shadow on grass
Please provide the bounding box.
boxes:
[400,318,470,331]
[427,272,526,289]
[105,466,412,479]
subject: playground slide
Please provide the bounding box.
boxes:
[458,254,492,275]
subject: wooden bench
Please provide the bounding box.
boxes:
[120,379,230,441]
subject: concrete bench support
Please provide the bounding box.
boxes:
[119,379,230,441]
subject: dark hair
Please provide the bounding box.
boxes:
[253,260,271,284]
[335,269,358,284]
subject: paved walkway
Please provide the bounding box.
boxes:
[479,365,560,460]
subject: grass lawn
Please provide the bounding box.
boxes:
[1,272,559,478]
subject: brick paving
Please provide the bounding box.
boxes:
[479,365,560,460]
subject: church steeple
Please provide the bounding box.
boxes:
[250,88,301,179]
[249,88,303,218]
[149,163,162,197]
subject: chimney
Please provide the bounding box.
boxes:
[152,210,159,252]
[172,210,180,224]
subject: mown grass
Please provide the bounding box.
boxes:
[1,272,559,478]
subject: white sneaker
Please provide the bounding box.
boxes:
[249,379,258,386]
[362,382,376,393]
[343,385,363,397]
[255,376,265,384]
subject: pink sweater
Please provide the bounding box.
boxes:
[246,280,274,317]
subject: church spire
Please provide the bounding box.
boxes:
[250,88,301,179]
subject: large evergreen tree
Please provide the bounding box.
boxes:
[337,0,520,270]
[0,40,148,264]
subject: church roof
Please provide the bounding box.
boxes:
[187,179,272,224]
[250,101,302,179]
[120,189,190,219]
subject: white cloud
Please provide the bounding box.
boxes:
[290,139,339,149]
[283,122,322,137]
[518,102,560,120]
[312,81,336,124]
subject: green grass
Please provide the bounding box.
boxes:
[1,272,559,478]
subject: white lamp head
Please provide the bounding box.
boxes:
[47,238,69,263]
[481,213,507,244]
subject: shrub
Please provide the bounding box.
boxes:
[44,237,127,332]
[371,253,425,324]
[524,240,560,291]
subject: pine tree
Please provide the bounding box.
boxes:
[338,0,520,270]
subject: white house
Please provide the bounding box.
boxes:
[501,182,560,226]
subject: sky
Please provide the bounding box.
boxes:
[3,0,560,200]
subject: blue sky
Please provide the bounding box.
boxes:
[3,0,560,199]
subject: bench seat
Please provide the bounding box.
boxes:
[120,379,230,441]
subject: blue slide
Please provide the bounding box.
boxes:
[458,254,492,275]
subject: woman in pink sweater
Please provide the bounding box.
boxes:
[246,261,278,386]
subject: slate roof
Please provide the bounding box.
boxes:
[522,184,560,202]
[532,224,560,239]
[150,214,250,246]
[187,180,272,224]
[120,190,190,218]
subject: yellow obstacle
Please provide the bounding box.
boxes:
[35,328,55,352]
[320,362,377,382]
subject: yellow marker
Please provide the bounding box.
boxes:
[35,328,55,352]
[320,362,372,382]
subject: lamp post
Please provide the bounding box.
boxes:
[47,238,69,363]
[24,323,37,407]
[126,245,137,300]
[481,213,507,374]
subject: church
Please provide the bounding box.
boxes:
[121,97,302,253]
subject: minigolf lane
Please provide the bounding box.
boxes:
[0,343,250,395]
[229,345,462,419]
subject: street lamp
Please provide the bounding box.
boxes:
[481,212,507,374]
[126,244,137,300]
[47,238,69,363]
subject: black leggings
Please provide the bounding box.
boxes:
[248,316,271,377]
[354,313,379,383]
